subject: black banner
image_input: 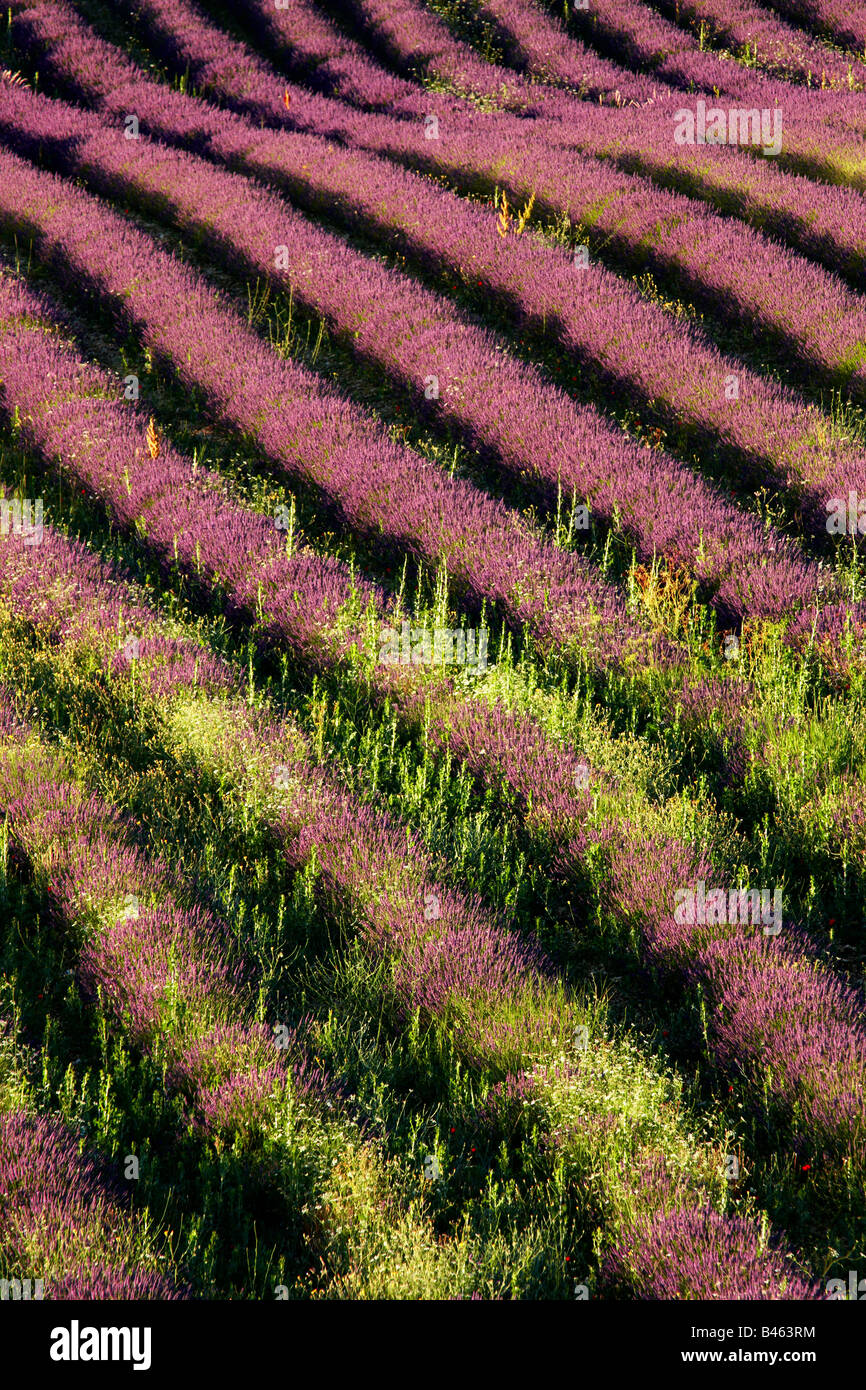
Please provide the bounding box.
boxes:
[0,1297,857,1378]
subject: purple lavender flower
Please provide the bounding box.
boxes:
[0,1110,181,1299]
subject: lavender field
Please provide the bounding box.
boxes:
[1,0,865,1310]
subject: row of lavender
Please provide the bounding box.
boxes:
[0,1110,178,1298]
[0,705,168,1297]
[0,903,180,1299]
